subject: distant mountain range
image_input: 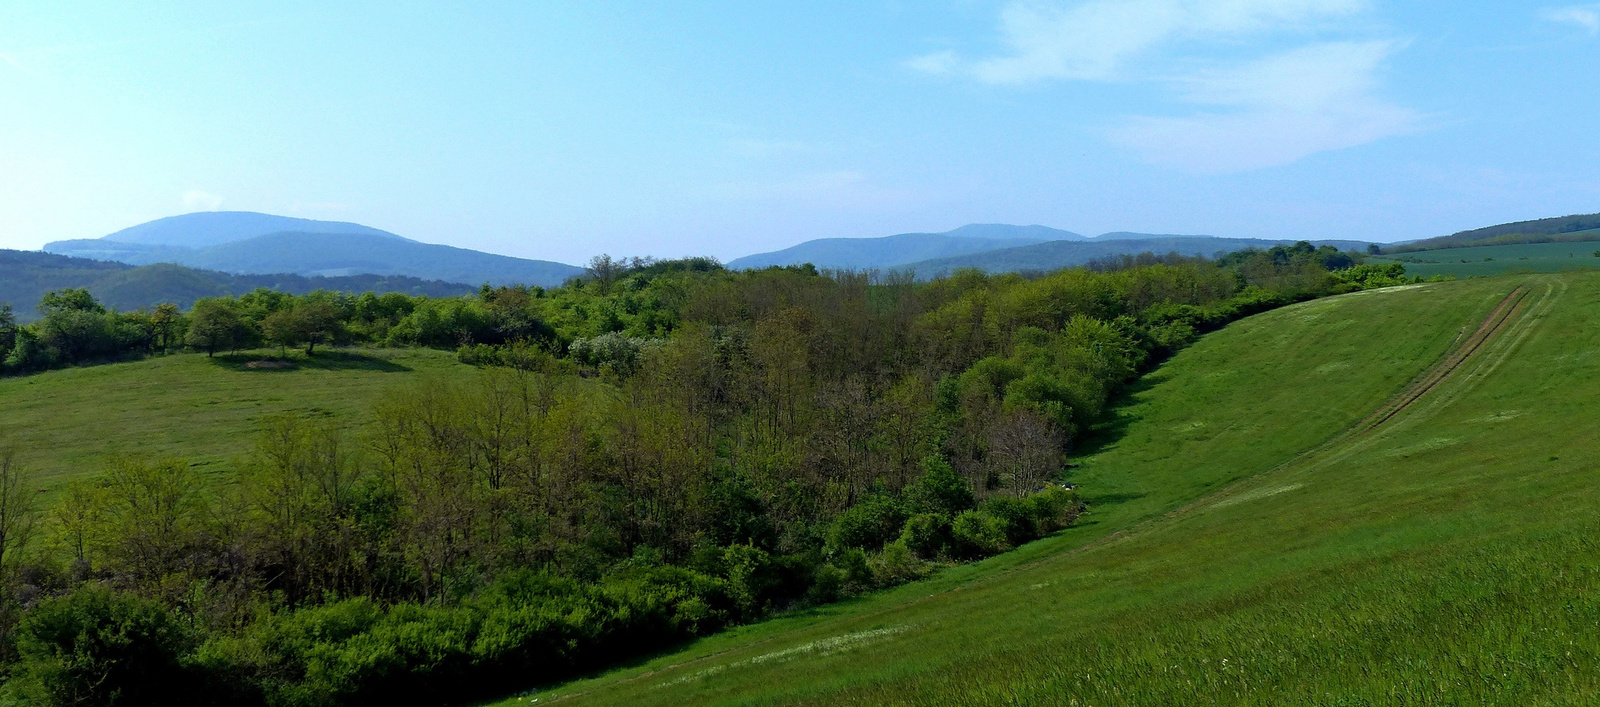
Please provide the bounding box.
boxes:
[725,224,1084,270]
[0,249,475,323]
[44,211,583,287]
[1386,212,1600,253]
[728,224,1372,274]
[900,237,1373,276]
[21,212,1402,306]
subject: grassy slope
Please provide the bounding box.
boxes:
[510,273,1600,705]
[0,348,473,489]
[1372,241,1600,278]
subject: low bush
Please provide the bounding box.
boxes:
[950,511,1011,560]
[827,496,910,552]
[6,586,197,705]
[899,513,952,559]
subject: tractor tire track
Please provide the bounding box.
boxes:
[1349,286,1528,435]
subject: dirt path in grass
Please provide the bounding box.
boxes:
[1348,285,1529,435]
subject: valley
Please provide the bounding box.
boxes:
[507,272,1600,704]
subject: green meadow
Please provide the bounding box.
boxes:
[0,347,473,489]
[1373,241,1600,278]
[504,272,1600,705]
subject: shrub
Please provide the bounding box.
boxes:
[8,585,197,706]
[568,332,658,374]
[721,544,775,619]
[831,548,873,590]
[949,511,1010,560]
[806,564,846,605]
[980,496,1038,546]
[827,496,910,552]
[905,456,974,517]
[899,513,951,559]
[870,541,928,586]
[1023,485,1083,536]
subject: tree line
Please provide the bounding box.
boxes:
[0,244,1426,705]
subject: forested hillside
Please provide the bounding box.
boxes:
[0,250,474,323]
[0,243,1412,705]
[1388,211,1600,252]
[518,271,1600,705]
[900,236,1372,276]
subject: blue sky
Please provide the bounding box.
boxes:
[2,1,1597,264]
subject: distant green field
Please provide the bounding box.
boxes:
[1373,241,1600,277]
[504,273,1600,704]
[0,348,472,489]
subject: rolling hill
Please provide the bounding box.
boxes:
[730,224,1373,273]
[1370,241,1600,278]
[99,211,399,247]
[1389,211,1600,253]
[0,347,475,487]
[0,249,475,322]
[726,224,1084,270]
[899,236,1371,276]
[502,272,1600,704]
[43,211,584,287]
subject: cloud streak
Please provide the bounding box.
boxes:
[183,190,224,211]
[1542,5,1600,34]
[907,0,1414,172]
[910,0,1367,83]
[1111,41,1420,172]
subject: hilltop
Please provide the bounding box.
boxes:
[43,211,584,287]
[900,235,1370,275]
[729,224,1373,274]
[0,348,474,486]
[0,249,475,322]
[725,224,1083,270]
[1388,211,1600,253]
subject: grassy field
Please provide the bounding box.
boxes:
[0,347,473,489]
[1373,241,1600,277]
[501,272,1600,705]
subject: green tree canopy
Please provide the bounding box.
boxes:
[184,298,243,357]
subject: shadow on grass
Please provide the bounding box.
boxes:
[209,350,413,373]
[1080,491,1148,508]
[475,595,877,704]
[1070,367,1171,460]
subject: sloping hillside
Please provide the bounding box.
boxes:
[727,234,1047,270]
[0,347,475,486]
[44,211,585,287]
[1370,242,1600,278]
[900,236,1369,275]
[169,231,583,285]
[98,210,401,247]
[727,224,1083,270]
[0,250,474,322]
[1391,211,1600,252]
[508,273,1600,704]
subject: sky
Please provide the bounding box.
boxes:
[2,1,1598,265]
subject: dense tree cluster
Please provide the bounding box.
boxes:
[0,246,1421,704]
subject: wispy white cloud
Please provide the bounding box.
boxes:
[1111,41,1421,172]
[1542,5,1600,34]
[910,0,1367,84]
[902,50,960,75]
[183,190,223,211]
[908,0,1415,172]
